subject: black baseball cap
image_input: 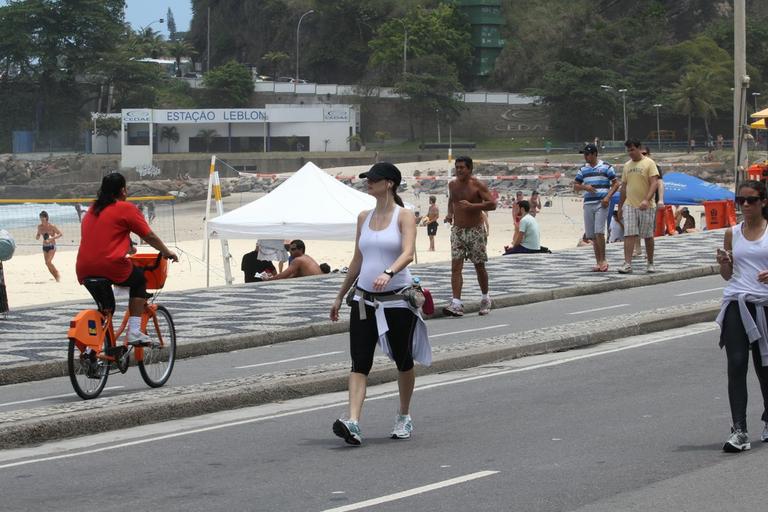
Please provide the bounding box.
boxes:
[579,143,598,155]
[359,162,402,187]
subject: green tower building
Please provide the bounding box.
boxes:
[455,0,505,80]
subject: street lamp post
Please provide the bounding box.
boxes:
[653,104,663,151]
[436,108,441,143]
[295,10,315,91]
[618,88,628,141]
[395,19,408,75]
[599,85,616,141]
[139,18,164,32]
[753,92,761,112]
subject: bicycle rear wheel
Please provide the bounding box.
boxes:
[68,334,110,400]
[138,305,176,387]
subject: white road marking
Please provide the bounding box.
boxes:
[675,287,723,297]
[234,351,344,369]
[431,324,509,338]
[319,471,499,512]
[568,304,629,315]
[0,387,125,408]
[0,323,717,470]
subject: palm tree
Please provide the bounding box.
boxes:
[669,69,718,144]
[160,126,179,153]
[168,40,196,77]
[197,129,218,152]
[95,117,121,154]
[136,27,166,59]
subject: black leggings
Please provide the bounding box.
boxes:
[721,301,768,431]
[349,301,416,375]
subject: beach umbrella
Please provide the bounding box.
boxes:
[751,107,768,119]
[750,119,766,130]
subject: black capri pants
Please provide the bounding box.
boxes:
[720,301,768,431]
[349,300,417,375]
[115,265,149,299]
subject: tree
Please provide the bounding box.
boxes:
[0,0,126,149]
[368,4,472,87]
[197,129,218,152]
[261,51,289,78]
[168,40,197,77]
[167,8,177,41]
[393,55,464,142]
[532,62,622,141]
[160,126,180,153]
[95,117,121,154]
[668,68,719,144]
[135,27,167,59]
[202,60,254,107]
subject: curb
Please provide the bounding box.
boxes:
[0,264,719,386]
[0,301,720,449]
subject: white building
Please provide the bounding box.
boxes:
[90,104,358,168]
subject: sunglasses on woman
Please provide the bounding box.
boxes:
[735,196,762,205]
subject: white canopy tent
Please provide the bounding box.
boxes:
[207,161,375,241]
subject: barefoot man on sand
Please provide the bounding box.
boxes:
[443,156,497,317]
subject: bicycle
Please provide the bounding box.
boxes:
[67,253,176,400]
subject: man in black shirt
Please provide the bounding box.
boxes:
[241,244,277,283]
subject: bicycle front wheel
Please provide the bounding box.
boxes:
[68,335,110,400]
[138,305,176,387]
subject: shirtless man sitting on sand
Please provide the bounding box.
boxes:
[264,239,323,280]
[443,156,497,317]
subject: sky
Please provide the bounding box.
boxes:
[125,0,192,37]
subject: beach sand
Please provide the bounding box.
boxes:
[1,159,703,309]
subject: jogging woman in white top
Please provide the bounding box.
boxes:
[330,162,420,446]
[716,180,768,452]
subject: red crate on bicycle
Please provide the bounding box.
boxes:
[129,253,168,289]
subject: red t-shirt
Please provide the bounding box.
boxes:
[76,201,152,284]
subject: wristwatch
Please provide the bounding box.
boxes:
[383,268,395,278]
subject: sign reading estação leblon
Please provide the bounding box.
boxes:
[121,108,351,124]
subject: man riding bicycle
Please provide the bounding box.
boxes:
[76,173,178,345]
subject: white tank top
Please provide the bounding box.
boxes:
[357,206,412,292]
[723,222,768,299]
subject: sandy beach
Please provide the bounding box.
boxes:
[1,159,705,309]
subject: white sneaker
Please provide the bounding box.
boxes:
[646,263,657,273]
[479,297,492,316]
[761,423,768,442]
[618,262,632,274]
[127,330,151,346]
[390,414,413,439]
[723,428,751,452]
[442,302,464,317]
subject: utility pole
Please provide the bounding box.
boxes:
[206,7,211,72]
[734,0,748,190]
[653,104,663,151]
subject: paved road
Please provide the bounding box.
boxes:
[0,275,723,413]
[1,326,765,512]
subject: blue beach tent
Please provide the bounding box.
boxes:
[609,172,734,208]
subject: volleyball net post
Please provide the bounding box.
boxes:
[204,155,234,287]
